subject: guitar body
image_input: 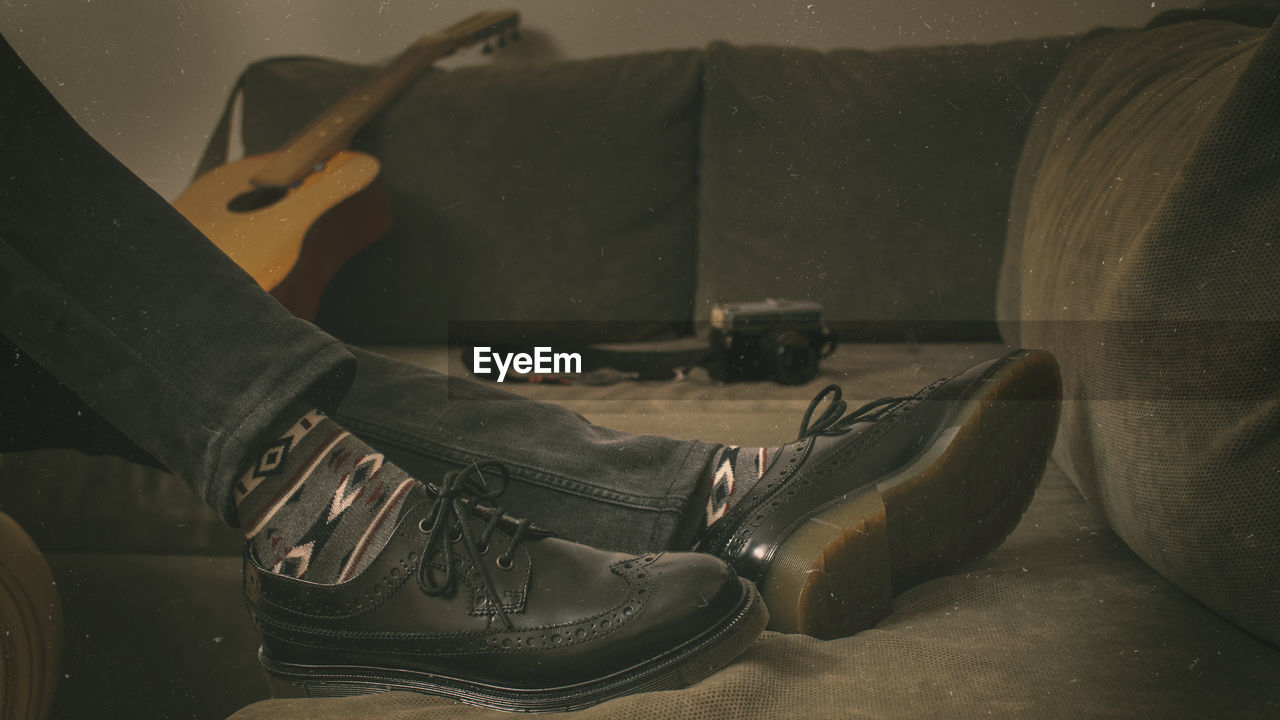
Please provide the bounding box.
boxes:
[173,150,391,320]
[172,11,517,320]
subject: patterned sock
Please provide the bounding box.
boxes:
[700,444,781,533]
[234,403,418,584]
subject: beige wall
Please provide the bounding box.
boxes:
[2,0,1190,199]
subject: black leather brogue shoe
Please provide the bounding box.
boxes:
[245,462,767,712]
[696,349,1061,640]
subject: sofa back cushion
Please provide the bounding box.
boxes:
[696,39,1072,339]
[239,51,706,344]
[997,17,1280,645]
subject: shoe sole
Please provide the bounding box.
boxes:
[760,349,1062,639]
[258,577,767,712]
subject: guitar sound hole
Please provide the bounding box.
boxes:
[227,187,288,213]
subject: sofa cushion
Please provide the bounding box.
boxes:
[696,39,1072,340]
[997,18,1280,645]
[237,51,706,344]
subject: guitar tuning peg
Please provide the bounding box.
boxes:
[498,34,509,48]
[510,28,521,42]
[482,41,494,54]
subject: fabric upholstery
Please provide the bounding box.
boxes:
[696,39,1073,340]
[997,18,1280,645]
[239,51,706,344]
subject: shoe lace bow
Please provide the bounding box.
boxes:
[796,384,912,440]
[417,460,531,630]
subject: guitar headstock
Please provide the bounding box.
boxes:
[437,10,521,56]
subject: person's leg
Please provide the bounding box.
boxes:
[0,33,721,553]
[332,347,717,552]
[0,32,766,708]
[333,346,1063,640]
[0,30,433,581]
[0,34,354,524]
[0,327,720,556]
[0,335,719,557]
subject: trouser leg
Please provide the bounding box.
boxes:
[0,32,356,524]
[0,33,715,548]
[1,338,715,552]
[333,348,717,552]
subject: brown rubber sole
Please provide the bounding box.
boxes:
[760,350,1062,639]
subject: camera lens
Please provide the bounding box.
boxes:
[766,330,819,385]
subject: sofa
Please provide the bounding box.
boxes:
[1,5,1278,719]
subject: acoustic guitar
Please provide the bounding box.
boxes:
[174,10,520,320]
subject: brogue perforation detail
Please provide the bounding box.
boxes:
[464,554,654,653]
[253,552,656,659]
[464,536,532,617]
[250,543,425,620]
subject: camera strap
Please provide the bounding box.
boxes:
[579,337,712,380]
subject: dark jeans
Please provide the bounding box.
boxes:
[0,33,714,552]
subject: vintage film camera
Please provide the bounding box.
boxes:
[707,299,837,385]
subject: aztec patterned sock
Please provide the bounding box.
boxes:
[700,444,781,533]
[234,403,418,584]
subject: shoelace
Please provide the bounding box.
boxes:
[796,384,913,440]
[417,460,531,631]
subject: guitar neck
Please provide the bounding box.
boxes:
[251,10,518,189]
